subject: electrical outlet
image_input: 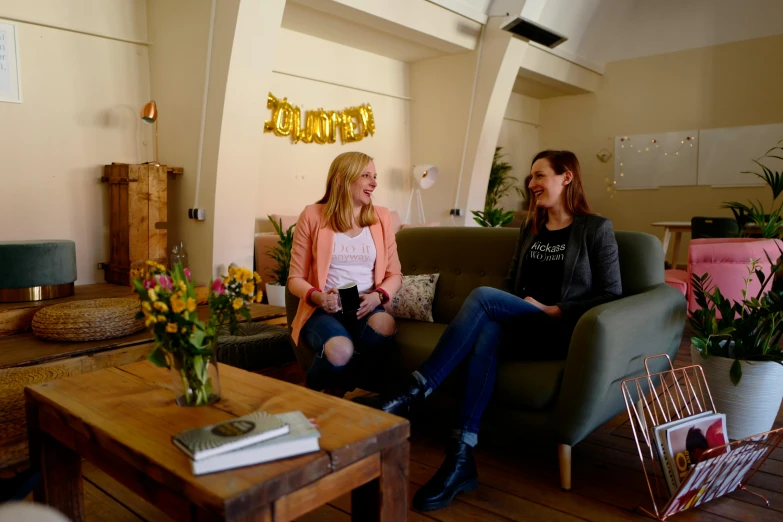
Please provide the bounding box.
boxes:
[449,208,463,216]
[195,208,206,221]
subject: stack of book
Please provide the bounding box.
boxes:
[173,410,320,475]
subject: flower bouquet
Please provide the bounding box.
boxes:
[131,261,263,406]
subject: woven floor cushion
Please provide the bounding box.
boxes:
[216,322,296,372]
[32,298,144,342]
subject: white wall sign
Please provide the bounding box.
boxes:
[614,130,699,189]
[0,21,21,103]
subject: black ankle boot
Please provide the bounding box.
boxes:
[351,376,424,416]
[413,441,478,511]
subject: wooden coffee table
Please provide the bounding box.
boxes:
[25,361,409,521]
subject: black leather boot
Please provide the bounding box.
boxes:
[413,441,479,511]
[351,375,424,417]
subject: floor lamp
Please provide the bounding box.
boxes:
[405,165,438,224]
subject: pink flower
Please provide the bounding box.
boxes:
[156,275,173,291]
[184,267,191,280]
[211,278,225,295]
[143,278,156,290]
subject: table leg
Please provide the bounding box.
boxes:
[351,440,409,522]
[26,401,85,522]
[661,228,672,262]
[671,232,683,269]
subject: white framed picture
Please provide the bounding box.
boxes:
[0,21,22,103]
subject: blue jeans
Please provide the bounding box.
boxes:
[301,306,393,391]
[418,287,557,438]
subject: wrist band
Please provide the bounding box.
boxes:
[376,288,390,304]
[305,287,320,306]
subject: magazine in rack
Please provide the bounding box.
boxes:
[621,354,783,520]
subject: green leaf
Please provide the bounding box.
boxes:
[730,359,743,386]
[189,328,206,349]
[147,346,168,368]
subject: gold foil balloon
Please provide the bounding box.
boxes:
[264,93,375,144]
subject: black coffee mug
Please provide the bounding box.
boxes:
[337,282,361,313]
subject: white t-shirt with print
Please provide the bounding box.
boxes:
[325,227,377,293]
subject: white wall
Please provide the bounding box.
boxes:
[255,28,411,227]
[495,92,539,212]
[0,0,150,285]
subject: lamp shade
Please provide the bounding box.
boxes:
[413,165,438,190]
[140,100,158,123]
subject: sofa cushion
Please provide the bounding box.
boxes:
[389,319,447,372]
[390,274,439,322]
[395,227,518,324]
[494,360,566,411]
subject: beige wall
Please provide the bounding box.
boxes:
[495,92,540,213]
[540,34,783,266]
[256,29,411,226]
[0,0,150,284]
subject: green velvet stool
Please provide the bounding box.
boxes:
[0,240,77,302]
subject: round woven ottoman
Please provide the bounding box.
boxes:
[216,323,296,372]
[32,298,144,342]
[0,240,77,302]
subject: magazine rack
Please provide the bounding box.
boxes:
[621,354,783,520]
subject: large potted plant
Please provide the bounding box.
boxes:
[472,147,525,227]
[689,255,783,439]
[265,215,295,306]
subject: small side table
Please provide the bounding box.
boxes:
[651,221,690,268]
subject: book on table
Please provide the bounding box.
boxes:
[172,410,290,461]
[190,411,321,475]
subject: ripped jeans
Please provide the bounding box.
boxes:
[300,306,394,392]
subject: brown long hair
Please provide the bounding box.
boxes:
[318,152,378,232]
[526,150,592,234]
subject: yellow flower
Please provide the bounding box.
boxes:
[153,301,169,313]
[141,301,152,312]
[241,282,254,296]
[181,327,187,334]
[170,295,186,314]
[232,298,243,310]
[148,288,158,302]
[228,266,237,277]
[146,260,157,267]
[165,322,178,333]
[253,271,262,283]
[145,316,157,327]
[179,281,187,292]
[186,297,197,313]
[255,291,264,303]
[240,268,252,281]
[157,315,166,322]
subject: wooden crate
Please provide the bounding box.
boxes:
[101,163,179,285]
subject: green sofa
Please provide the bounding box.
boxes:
[287,226,687,489]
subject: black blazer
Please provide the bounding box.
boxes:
[502,215,622,326]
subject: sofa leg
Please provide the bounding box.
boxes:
[558,444,572,491]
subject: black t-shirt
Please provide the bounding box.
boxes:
[521,224,572,306]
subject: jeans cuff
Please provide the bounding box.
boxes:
[450,428,478,447]
[412,370,433,397]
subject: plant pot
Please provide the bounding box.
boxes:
[690,343,783,439]
[266,283,286,306]
[168,351,221,407]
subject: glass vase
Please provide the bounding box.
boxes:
[168,350,221,407]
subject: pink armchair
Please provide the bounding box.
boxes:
[667,238,783,312]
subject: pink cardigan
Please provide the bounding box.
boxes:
[287,204,403,345]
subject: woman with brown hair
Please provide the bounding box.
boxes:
[367,150,622,511]
[288,152,402,395]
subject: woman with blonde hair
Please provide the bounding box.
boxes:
[288,152,402,394]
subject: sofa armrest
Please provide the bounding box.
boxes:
[550,284,686,446]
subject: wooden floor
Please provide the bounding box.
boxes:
[27,326,783,521]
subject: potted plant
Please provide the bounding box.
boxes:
[131,261,262,406]
[689,254,783,439]
[472,147,525,227]
[723,140,783,238]
[265,215,295,306]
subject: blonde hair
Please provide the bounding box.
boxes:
[318,152,378,232]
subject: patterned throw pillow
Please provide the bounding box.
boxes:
[390,274,440,322]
